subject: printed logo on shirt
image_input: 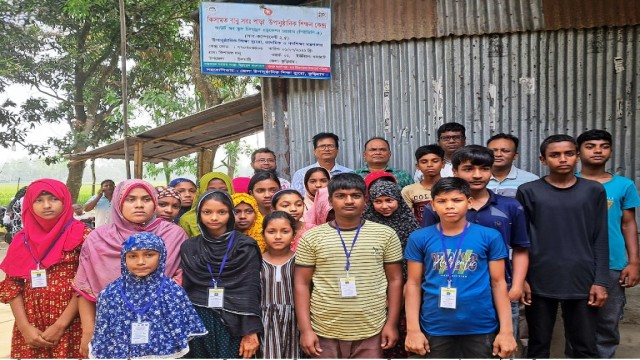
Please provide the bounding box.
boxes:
[607,198,614,210]
[431,249,479,277]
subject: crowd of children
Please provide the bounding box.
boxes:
[0,124,638,359]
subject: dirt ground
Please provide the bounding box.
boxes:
[0,242,639,358]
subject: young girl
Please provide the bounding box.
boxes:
[181,190,262,359]
[168,178,197,223]
[305,187,334,225]
[90,232,206,358]
[363,179,420,359]
[155,186,182,222]
[259,211,298,358]
[73,179,189,357]
[179,172,235,237]
[0,179,89,358]
[302,167,329,224]
[248,171,281,216]
[271,190,314,251]
[232,193,266,252]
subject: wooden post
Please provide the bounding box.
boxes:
[197,148,216,178]
[134,142,144,179]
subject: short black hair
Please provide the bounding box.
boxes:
[251,148,276,163]
[312,132,340,149]
[415,144,445,161]
[437,122,466,138]
[262,210,297,236]
[271,189,303,208]
[539,134,577,157]
[364,137,390,150]
[431,177,471,199]
[451,145,494,169]
[487,133,520,150]
[248,171,281,194]
[576,129,613,147]
[303,167,330,192]
[101,179,115,187]
[328,173,366,198]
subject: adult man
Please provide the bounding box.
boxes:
[73,203,95,227]
[291,132,352,196]
[84,179,115,227]
[353,137,413,188]
[414,122,466,182]
[250,147,290,189]
[576,129,640,358]
[486,133,539,198]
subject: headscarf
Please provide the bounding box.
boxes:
[232,193,266,252]
[168,178,196,189]
[364,171,398,197]
[304,187,332,226]
[72,179,189,301]
[0,179,86,279]
[89,232,206,359]
[179,172,234,237]
[232,177,251,194]
[155,186,181,202]
[180,190,263,337]
[168,178,196,223]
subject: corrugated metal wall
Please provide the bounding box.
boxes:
[264,25,640,182]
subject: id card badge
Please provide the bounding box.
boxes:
[439,287,457,309]
[208,287,225,308]
[131,321,150,344]
[30,269,47,288]
[339,277,357,298]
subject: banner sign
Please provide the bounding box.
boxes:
[200,2,332,79]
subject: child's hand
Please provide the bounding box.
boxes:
[508,286,522,302]
[380,323,398,349]
[20,324,54,348]
[404,330,429,356]
[41,322,65,345]
[492,331,517,358]
[80,330,93,357]
[238,333,259,358]
[520,280,532,305]
[300,330,323,357]
[588,285,608,307]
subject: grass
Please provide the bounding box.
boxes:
[0,183,97,207]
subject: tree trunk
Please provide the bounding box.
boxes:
[91,159,97,195]
[163,160,171,184]
[67,160,87,203]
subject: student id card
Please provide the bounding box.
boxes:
[208,288,225,308]
[30,269,47,288]
[339,277,357,298]
[439,287,457,309]
[131,321,150,344]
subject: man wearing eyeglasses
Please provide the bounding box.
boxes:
[291,132,353,195]
[251,147,291,189]
[413,122,467,182]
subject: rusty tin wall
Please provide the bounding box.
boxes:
[263,25,640,182]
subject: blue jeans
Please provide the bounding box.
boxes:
[511,300,519,342]
[596,270,626,358]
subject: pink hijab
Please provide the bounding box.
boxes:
[303,187,333,226]
[72,179,188,301]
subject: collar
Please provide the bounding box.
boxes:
[490,166,518,181]
[358,165,393,174]
[470,189,498,212]
[312,161,342,174]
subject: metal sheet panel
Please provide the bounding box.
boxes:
[267,26,640,184]
[542,0,640,31]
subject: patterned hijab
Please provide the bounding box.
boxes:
[179,172,234,237]
[232,193,266,252]
[0,179,86,278]
[89,232,206,359]
[364,180,420,246]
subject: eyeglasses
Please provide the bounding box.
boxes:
[316,144,336,150]
[439,135,465,142]
[255,158,276,164]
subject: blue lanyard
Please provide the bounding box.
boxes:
[335,221,362,273]
[207,231,235,288]
[23,219,75,268]
[120,277,167,321]
[438,222,469,287]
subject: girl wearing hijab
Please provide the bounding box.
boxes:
[363,179,420,359]
[231,193,266,253]
[179,172,235,237]
[155,186,182,223]
[89,232,206,358]
[168,178,197,224]
[302,167,329,224]
[0,179,89,358]
[73,179,189,357]
[304,187,334,225]
[181,190,263,359]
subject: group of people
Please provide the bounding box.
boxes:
[0,122,637,359]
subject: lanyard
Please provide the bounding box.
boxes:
[120,276,167,321]
[23,219,75,269]
[438,222,469,287]
[336,221,362,274]
[207,231,236,288]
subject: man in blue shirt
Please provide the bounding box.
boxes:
[291,132,352,196]
[486,133,539,198]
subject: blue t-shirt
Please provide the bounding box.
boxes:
[405,223,508,336]
[577,174,640,270]
[421,190,529,283]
